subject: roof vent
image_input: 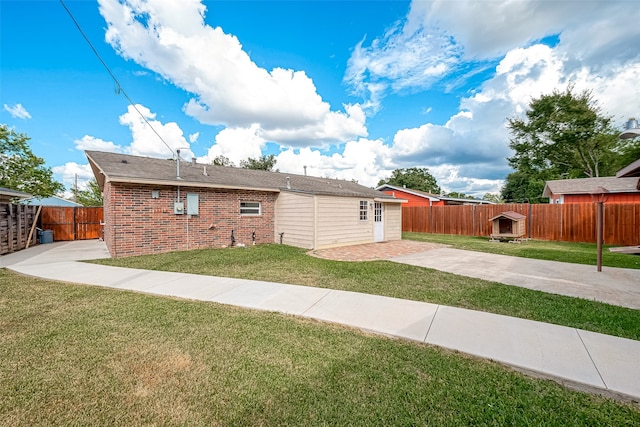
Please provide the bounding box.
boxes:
[286,177,291,189]
[121,159,128,164]
[192,157,197,166]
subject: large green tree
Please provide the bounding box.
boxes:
[377,167,441,194]
[75,178,103,206]
[240,154,278,171]
[0,124,64,197]
[502,88,620,202]
[211,155,234,167]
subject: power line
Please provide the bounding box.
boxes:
[58,0,175,158]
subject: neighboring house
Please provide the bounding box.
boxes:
[20,196,83,207]
[542,158,640,204]
[87,151,404,258]
[375,184,494,206]
[0,187,31,203]
[617,158,640,178]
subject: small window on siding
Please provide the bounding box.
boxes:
[240,201,261,216]
[359,200,368,221]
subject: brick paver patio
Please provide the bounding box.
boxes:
[309,240,445,261]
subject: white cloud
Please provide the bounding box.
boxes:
[3,103,31,119]
[198,124,265,166]
[118,104,194,159]
[344,15,461,111]
[274,138,395,187]
[98,0,366,146]
[188,132,199,143]
[51,162,95,191]
[74,135,124,153]
[343,0,640,196]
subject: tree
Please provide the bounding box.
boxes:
[377,167,441,194]
[75,178,103,206]
[446,191,476,200]
[504,87,620,203]
[240,154,278,171]
[211,155,234,167]
[611,135,640,172]
[0,124,64,197]
[501,170,550,203]
[482,193,503,204]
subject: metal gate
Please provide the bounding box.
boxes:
[41,207,103,241]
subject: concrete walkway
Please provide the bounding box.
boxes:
[2,240,640,402]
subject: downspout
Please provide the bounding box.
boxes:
[113,186,117,258]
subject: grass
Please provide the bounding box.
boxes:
[92,244,640,341]
[1,270,639,426]
[404,232,640,269]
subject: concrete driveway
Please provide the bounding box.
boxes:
[390,247,640,310]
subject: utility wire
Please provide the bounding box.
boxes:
[58,0,175,158]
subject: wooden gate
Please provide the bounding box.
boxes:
[41,207,103,241]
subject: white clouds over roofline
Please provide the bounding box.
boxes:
[98,0,367,147]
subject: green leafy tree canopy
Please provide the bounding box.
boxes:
[482,193,503,204]
[446,192,477,200]
[211,155,234,167]
[377,167,441,194]
[507,87,618,179]
[75,178,103,206]
[240,154,278,171]
[502,87,621,203]
[0,124,64,197]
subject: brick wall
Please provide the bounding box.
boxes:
[104,182,277,257]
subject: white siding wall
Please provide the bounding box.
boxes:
[316,196,373,249]
[274,192,315,249]
[384,203,402,241]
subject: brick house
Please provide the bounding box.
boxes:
[87,151,404,257]
[375,184,494,206]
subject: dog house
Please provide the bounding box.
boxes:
[489,211,526,242]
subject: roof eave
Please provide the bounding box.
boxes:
[106,176,280,193]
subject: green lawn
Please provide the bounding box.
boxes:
[1,270,638,426]
[92,244,640,341]
[404,232,640,269]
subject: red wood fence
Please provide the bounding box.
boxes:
[402,203,640,246]
[41,207,103,241]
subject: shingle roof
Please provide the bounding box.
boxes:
[616,158,640,178]
[542,176,640,197]
[376,184,494,204]
[376,184,440,200]
[489,211,526,221]
[86,151,399,201]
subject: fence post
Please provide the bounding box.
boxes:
[473,204,476,236]
[528,203,532,239]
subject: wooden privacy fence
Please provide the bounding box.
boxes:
[0,203,39,255]
[41,207,103,241]
[402,203,640,246]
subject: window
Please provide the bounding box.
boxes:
[359,200,368,221]
[240,201,261,215]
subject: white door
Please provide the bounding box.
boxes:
[374,202,384,242]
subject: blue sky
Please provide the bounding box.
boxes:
[2,0,640,198]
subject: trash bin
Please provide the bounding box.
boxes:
[38,229,54,244]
